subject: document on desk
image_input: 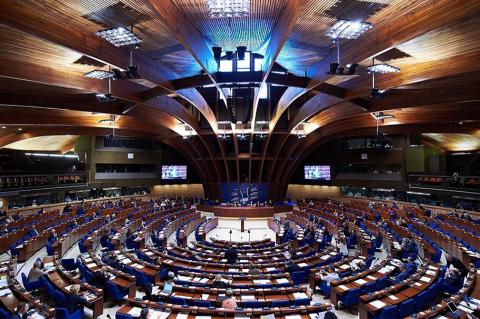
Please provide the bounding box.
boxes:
[133,264,144,269]
[241,295,256,301]
[354,279,367,285]
[199,278,209,283]
[128,307,143,317]
[340,264,350,270]
[177,275,191,281]
[293,292,308,299]
[369,300,386,309]
[0,288,10,297]
[84,258,92,262]
[285,315,302,319]
[338,285,349,291]
[425,270,436,276]
[86,262,96,268]
[428,265,438,270]
[266,267,277,272]
[145,251,154,256]
[388,295,399,300]
[196,316,211,319]
[276,278,289,284]
[253,279,271,285]
[176,313,189,319]
[201,294,209,300]
[29,312,45,319]
[298,262,309,267]
[419,276,431,283]
[235,315,250,319]
[367,275,376,280]
[149,310,171,319]
[320,255,330,260]
[378,267,389,274]
[260,314,275,319]
[121,259,132,264]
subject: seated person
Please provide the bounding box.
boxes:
[221,288,237,310]
[391,263,411,283]
[211,274,230,288]
[320,266,339,286]
[67,284,87,314]
[350,259,367,273]
[285,260,301,275]
[442,268,463,288]
[248,263,261,275]
[28,262,43,281]
[90,267,109,290]
[446,255,468,277]
[12,302,30,319]
[140,309,149,319]
[48,230,57,243]
[405,257,418,273]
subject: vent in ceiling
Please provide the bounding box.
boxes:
[325,0,389,21]
[82,1,152,28]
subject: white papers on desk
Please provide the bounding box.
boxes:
[320,255,330,260]
[201,294,209,300]
[84,258,92,262]
[340,264,350,270]
[241,269,249,273]
[266,267,276,272]
[242,295,255,301]
[86,262,96,268]
[276,278,289,284]
[145,251,154,256]
[164,260,173,264]
[338,285,349,291]
[253,279,271,285]
[228,268,238,273]
[425,270,436,276]
[44,262,54,268]
[29,312,45,319]
[239,260,248,263]
[414,282,422,287]
[192,277,201,282]
[285,315,302,319]
[369,300,386,309]
[133,263,144,269]
[354,279,367,285]
[196,316,211,319]
[388,295,399,300]
[367,275,376,280]
[419,276,431,283]
[246,253,254,256]
[0,288,10,297]
[428,265,438,270]
[176,313,189,319]
[128,307,143,317]
[458,305,474,313]
[235,315,250,319]
[221,259,227,262]
[298,262,309,267]
[293,292,308,299]
[0,280,8,287]
[152,286,160,295]
[121,259,132,264]
[199,278,209,283]
[149,310,171,319]
[260,314,275,319]
[177,275,192,282]
[378,267,389,274]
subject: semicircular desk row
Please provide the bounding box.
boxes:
[0,197,479,319]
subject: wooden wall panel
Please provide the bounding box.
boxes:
[151,184,204,198]
[286,184,341,200]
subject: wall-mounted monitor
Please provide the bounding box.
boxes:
[161,165,187,180]
[304,165,331,181]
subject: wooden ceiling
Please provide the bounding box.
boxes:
[0,0,480,199]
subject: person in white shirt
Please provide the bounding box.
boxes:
[320,266,339,286]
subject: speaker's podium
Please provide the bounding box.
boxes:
[240,217,246,232]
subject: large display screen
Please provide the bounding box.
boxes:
[304,165,331,180]
[161,165,187,180]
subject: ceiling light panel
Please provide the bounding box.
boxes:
[327,20,372,40]
[205,0,250,19]
[96,27,142,47]
[84,70,113,79]
[367,63,400,73]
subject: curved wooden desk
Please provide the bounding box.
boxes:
[196,205,291,217]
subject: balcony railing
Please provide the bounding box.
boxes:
[0,172,88,193]
[408,174,480,192]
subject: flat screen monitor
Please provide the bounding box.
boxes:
[161,165,187,180]
[304,165,331,181]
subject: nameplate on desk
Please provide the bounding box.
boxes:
[241,295,255,301]
[320,255,330,260]
[388,295,399,300]
[276,278,289,284]
[354,279,367,285]
[253,279,271,285]
[419,276,431,283]
[293,292,308,299]
[367,275,376,280]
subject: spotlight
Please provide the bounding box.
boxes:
[112,68,126,80]
[346,63,358,75]
[225,51,234,60]
[329,62,339,74]
[337,66,345,75]
[327,20,372,40]
[212,47,222,60]
[96,93,115,103]
[367,64,400,74]
[126,66,139,79]
[236,46,247,60]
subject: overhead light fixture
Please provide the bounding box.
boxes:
[367,64,400,74]
[84,70,113,79]
[327,20,372,40]
[96,27,142,47]
[327,40,358,75]
[17,128,23,131]
[25,153,79,159]
[98,118,116,125]
[372,112,395,120]
[205,0,250,19]
[96,93,115,103]
[225,51,234,60]
[212,47,222,60]
[1,126,6,129]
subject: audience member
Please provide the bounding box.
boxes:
[67,284,87,313]
[221,288,237,310]
[28,262,43,281]
[224,245,238,264]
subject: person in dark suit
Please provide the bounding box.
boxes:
[285,260,301,275]
[67,284,87,313]
[211,275,229,288]
[90,267,109,290]
[446,255,468,277]
[224,245,238,264]
[11,302,29,319]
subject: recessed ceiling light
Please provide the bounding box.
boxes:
[327,20,372,40]
[96,27,142,47]
[367,64,400,73]
[1,126,6,129]
[17,128,22,131]
[84,70,114,79]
